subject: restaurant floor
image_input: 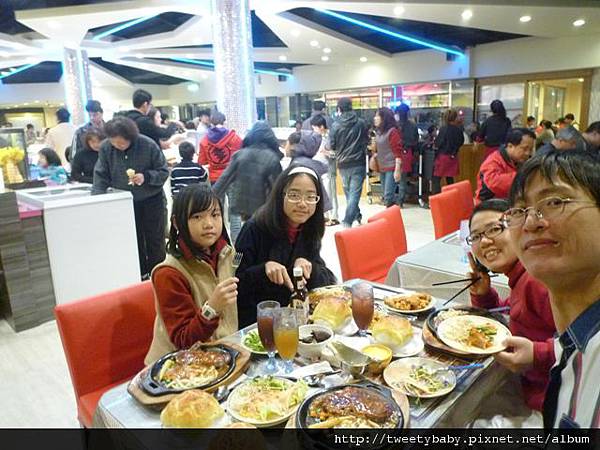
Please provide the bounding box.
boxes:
[0,197,435,428]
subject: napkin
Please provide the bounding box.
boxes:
[288,361,333,379]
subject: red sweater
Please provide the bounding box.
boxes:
[476,146,517,203]
[471,261,556,411]
[199,129,243,182]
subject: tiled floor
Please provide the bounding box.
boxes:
[0,197,434,428]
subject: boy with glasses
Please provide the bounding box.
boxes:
[504,150,600,429]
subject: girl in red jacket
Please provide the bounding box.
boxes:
[466,199,556,416]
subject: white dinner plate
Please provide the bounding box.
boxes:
[437,314,511,355]
[383,357,456,398]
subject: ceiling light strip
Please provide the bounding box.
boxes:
[92,15,158,41]
[0,63,39,80]
[315,8,464,57]
[169,57,293,78]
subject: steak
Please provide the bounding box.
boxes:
[310,387,393,423]
[175,349,231,368]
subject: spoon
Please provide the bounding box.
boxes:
[213,385,231,402]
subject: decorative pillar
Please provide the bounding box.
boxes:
[210,0,256,136]
[62,48,92,127]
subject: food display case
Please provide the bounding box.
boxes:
[16,184,140,305]
[0,128,30,186]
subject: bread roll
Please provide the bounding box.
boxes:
[160,390,224,428]
[372,315,412,348]
[311,297,351,330]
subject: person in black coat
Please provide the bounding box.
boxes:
[70,127,104,184]
[234,165,337,328]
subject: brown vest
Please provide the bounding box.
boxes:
[144,246,238,365]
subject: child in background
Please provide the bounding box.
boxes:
[37,148,68,185]
[170,141,208,197]
[144,184,238,364]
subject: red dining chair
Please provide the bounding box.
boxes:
[442,180,474,221]
[367,205,408,258]
[54,281,156,427]
[429,189,464,239]
[335,218,397,283]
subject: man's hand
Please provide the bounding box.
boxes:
[132,173,145,185]
[494,336,534,373]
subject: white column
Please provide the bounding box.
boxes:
[62,48,92,127]
[210,0,256,136]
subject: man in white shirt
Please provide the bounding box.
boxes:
[503,149,600,429]
[45,108,76,168]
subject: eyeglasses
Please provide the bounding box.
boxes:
[466,223,505,245]
[503,197,597,228]
[285,191,320,204]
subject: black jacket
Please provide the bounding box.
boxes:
[92,134,168,202]
[435,124,465,156]
[329,112,368,169]
[234,218,337,328]
[213,145,282,217]
[480,115,512,147]
[70,147,99,184]
[125,110,177,147]
[399,119,419,149]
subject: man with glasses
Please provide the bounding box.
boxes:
[504,150,600,429]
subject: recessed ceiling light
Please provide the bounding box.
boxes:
[185,53,193,58]
[310,40,319,47]
[135,53,143,58]
[0,71,9,76]
[321,55,329,62]
[0,51,8,57]
[34,100,40,103]
[278,55,287,61]
[578,78,585,82]
[118,46,130,52]
[461,10,473,20]
[201,73,208,79]
[187,83,199,92]
[291,29,300,37]
[47,20,60,30]
[573,19,586,27]
[393,5,405,16]
[520,15,532,23]
[360,56,368,63]
[23,102,29,106]
[323,47,331,54]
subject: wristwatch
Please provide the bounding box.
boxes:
[201,303,219,320]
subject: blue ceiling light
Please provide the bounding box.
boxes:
[0,63,39,80]
[92,15,157,41]
[315,8,464,57]
[169,57,293,78]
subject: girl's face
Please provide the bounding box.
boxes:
[88,136,102,152]
[187,200,223,250]
[374,113,382,128]
[154,111,162,127]
[38,153,48,168]
[469,210,517,274]
[283,174,318,227]
[284,141,294,157]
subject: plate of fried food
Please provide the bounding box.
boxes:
[384,292,434,314]
[308,285,351,314]
[296,383,403,429]
[226,376,308,427]
[142,344,238,396]
[437,315,511,355]
[383,357,456,399]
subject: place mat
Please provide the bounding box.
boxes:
[127,342,250,407]
[422,323,481,360]
[285,388,410,429]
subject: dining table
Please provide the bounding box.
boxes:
[92,280,511,436]
[385,231,511,304]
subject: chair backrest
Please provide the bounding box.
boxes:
[54,281,156,400]
[335,219,397,283]
[442,179,474,221]
[429,189,464,239]
[367,206,408,257]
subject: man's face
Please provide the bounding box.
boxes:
[555,138,577,151]
[586,131,600,148]
[110,136,131,151]
[90,111,103,126]
[201,115,210,125]
[140,102,151,115]
[508,172,600,289]
[507,135,534,163]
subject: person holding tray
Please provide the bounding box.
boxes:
[467,198,556,425]
[144,184,239,364]
[234,165,337,328]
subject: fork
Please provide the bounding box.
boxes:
[232,251,243,270]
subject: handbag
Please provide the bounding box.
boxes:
[369,153,380,172]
